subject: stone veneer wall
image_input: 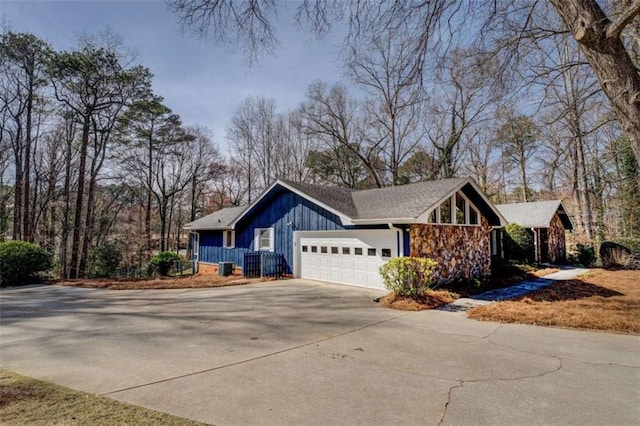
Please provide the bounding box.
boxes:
[547,213,566,263]
[409,216,492,285]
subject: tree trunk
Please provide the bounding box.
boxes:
[12,156,22,241]
[22,78,33,242]
[68,114,90,279]
[146,132,153,257]
[79,172,96,277]
[550,0,640,168]
[159,198,168,252]
[59,126,73,278]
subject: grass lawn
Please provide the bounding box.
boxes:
[0,370,207,425]
[467,269,640,334]
[52,274,264,290]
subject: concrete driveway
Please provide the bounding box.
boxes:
[1,279,638,425]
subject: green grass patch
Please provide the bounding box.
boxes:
[0,370,207,425]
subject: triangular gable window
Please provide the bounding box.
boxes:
[427,191,480,226]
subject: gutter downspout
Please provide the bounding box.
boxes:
[188,230,200,273]
[388,223,404,257]
[531,227,538,263]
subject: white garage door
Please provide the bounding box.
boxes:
[297,230,398,290]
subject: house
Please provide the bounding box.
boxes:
[495,200,573,263]
[184,177,507,290]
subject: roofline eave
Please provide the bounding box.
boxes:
[350,218,417,225]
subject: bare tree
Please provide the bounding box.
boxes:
[300,81,383,188]
[426,48,503,179]
[496,113,539,202]
[0,32,51,242]
[347,27,426,186]
[169,0,640,164]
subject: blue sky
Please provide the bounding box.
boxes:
[0,0,347,152]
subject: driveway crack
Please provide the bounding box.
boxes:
[437,358,563,425]
[438,380,463,426]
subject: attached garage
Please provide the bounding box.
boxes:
[294,230,401,290]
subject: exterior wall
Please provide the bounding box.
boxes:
[197,191,345,274]
[547,213,567,263]
[197,231,253,268]
[409,216,491,285]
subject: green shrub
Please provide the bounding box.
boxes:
[505,223,534,262]
[91,243,123,278]
[571,243,596,267]
[0,240,52,286]
[379,257,438,299]
[150,251,181,276]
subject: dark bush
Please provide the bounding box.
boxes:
[0,240,52,286]
[150,251,181,276]
[505,223,534,262]
[92,243,123,277]
[571,243,596,267]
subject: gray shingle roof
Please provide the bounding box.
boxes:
[280,180,358,218]
[496,200,573,229]
[184,205,247,230]
[186,177,504,229]
[352,178,467,219]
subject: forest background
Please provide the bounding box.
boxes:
[1,0,638,278]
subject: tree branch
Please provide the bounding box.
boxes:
[606,0,640,40]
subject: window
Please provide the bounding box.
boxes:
[223,230,235,248]
[381,248,391,258]
[254,228,274,251]
[367,248,377,256]
[455,193,466,225]
[321,246,328,254]
[469,207,479,225]
[311,246,318,253]
[331,247,339,254]
[342,247,350,255]
[354,248,363,255]
[440,197,452,224]
[302,245,308,252]
[428,209,437,224]
[428,191,480,226]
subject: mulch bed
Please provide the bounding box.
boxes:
[379,290,459,311]
[50,274,265,290]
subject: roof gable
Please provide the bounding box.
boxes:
[496,200,573,229]
[228,180,356,228]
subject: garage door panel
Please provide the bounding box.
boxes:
[299,231,396,290]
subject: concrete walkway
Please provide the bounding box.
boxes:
[441,266,590,313]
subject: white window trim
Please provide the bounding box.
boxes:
[254,227,275,252]
[223,230,235,248]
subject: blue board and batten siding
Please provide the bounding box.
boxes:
[196,191,345,273]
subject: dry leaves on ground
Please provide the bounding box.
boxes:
[53,274,264,290]
[467,269,640,334]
